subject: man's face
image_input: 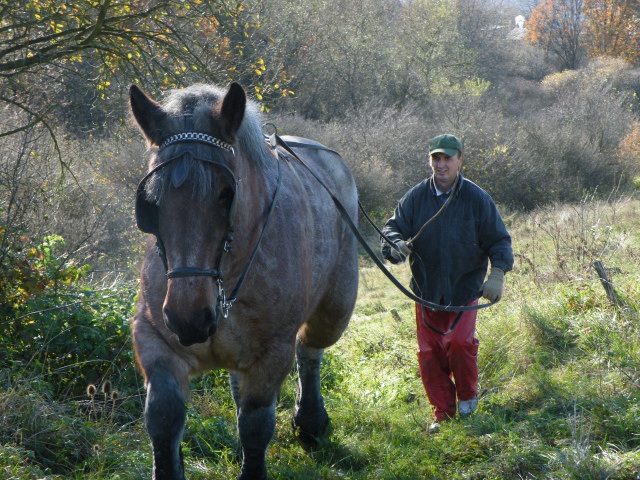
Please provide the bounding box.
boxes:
[430,152,463,189]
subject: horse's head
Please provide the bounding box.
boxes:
[130,83,247,346]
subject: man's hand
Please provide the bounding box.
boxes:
[390,240,411,261]
[482,268,504,302]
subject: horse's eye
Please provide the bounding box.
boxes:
[217,187,234,207]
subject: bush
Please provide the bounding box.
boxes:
[0,230,138,398]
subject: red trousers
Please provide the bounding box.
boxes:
[415,301,479,422]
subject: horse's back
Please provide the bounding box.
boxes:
[280,135,358,215]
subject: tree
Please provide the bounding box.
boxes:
[525,0,586,70]
[582,0,640,65]
[0,0,290,141]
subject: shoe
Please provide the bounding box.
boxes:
[458,397,478,417]
[428,422,441,432]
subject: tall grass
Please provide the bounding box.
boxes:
[1,197,639,479]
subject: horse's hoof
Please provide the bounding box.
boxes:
[291,414,331,452]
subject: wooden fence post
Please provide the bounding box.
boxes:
[593,260,619,307]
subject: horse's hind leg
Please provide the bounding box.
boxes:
[292,339,330,451]
[145,364,187,480]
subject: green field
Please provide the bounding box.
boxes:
[2,197,640,479]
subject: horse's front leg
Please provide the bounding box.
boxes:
[232,350,292,480]
[145,364,187,480]
[291,339,330,451]
[236,395,276,480]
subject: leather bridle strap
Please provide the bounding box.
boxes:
[420,307,467,336]
[167,267,223,279]
[220,158,282,315]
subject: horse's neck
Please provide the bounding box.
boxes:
[235,153,278,233]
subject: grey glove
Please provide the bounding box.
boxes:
[390,240,411,261]
[482,268,504,302]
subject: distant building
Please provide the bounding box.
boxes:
[507,15,526,40]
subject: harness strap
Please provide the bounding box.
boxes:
[223,158,282,312]
[420,308,465,336]
[407,174,460,248]
[167,267,223,279]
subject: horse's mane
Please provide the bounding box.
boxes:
[145,84,273,204]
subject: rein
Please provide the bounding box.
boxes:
[406,173,460,248]
[136,126,494,331]
[273,134,495,325]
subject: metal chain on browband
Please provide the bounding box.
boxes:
[160,132,234,152]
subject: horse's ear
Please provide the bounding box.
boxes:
[129,85,167,145]
[219,82,246,141]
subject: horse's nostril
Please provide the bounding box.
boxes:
[162,307,178,334]
[162,304,218,346]
[203,305,218,336]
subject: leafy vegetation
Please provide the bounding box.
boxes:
[1,198,639,479]
[526,0,640,70]
[0,230,138,396]
[1,0,640,478]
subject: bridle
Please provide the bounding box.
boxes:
[135,129,281,318]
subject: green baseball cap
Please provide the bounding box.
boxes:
[429,134,463,157]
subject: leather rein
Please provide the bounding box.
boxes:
[271,132,495,335]
[137,127,495,332]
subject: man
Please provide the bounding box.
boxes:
[381,134,514,431]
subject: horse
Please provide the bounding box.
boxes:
[128,82,359,480]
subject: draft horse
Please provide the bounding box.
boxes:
[129,82,359,479]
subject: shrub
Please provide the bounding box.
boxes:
[0,230,138,398]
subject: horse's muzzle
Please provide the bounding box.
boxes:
[163,305,218,346]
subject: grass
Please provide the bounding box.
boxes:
[2,198,640,479]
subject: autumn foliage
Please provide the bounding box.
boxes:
[525,0,584,69]
[582,0,640,64]
[526,0,640,68]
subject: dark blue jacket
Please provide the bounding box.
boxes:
[381,175,514,306]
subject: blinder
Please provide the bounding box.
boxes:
[134,128,282,320]
[135,177,160,234]
[134,132,238,281]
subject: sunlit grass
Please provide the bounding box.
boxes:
[1,199,640,479]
